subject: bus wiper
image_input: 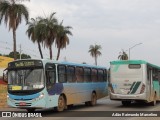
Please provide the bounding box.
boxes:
[24,69,33,79]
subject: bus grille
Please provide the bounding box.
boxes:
[14,99,32,101]
[15,103,32,107]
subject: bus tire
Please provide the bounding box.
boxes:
[89,92,97,106]
[26,108,36,112]
[122,101,131,106]
[85,101,90,106]
[56,95,66,112]
[151,93,156,106]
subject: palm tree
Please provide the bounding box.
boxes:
[118,50,128,60]
[39,12,58,60]
[88,44,102,66]
[0,0,29,60]
[26,18,46,59]
[55,21,72,60]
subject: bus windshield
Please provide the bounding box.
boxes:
[8,68,44,91]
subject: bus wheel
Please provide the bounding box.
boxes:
[85,101,90,106]
[27,108,36,112]
[151,93,156,106]
[89,92,97,106]
[122,101,131,106]
[56,95,66,112]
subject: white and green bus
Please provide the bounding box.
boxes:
[110,60,160,106]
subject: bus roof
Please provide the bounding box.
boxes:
[110,60,160,70]
[60,61,107,69]
[10,59,107,69]
[41,59,107,69]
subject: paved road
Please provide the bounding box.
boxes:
[0,97,160,120]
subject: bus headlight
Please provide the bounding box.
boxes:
[32,93,44,101]
[7,94,9,99]
[39,93,44,99]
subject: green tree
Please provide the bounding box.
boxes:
[88,44,102,66]
[26,18,46,59]
[5,51,31,59]
[21,53,31,59]
[118,50,128,60]
[0,0,29,60]
[56,21,72,60]
[39,12,58,60]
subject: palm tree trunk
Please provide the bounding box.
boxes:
[49,45,52,60]
[56,47,61,60]
[38,42,43,59]
[13,28,17,60]
[95,56,97,66]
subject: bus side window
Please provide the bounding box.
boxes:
[84,68,91,82]
[92,69,98,82]
[76,67,84,83]
[45,64,56,84]
[158,71,160,83]
[104,69,108,82]
[67,66,75,83]
[147,66,150,81]
[58,65,67,83]
[98,69,104,82]
[153,69,158,80]
[47,71,55,84]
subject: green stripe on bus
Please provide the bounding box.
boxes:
[110,60,160,70]
[129,82,136,94]
[153,80,159,93]
[130,82,141,94]
[113,64,120,72]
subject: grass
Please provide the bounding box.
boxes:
[0,84,8,108]
[0,56,13,68]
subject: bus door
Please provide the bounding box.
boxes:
[45,63,57,95]
[148,67,153,100]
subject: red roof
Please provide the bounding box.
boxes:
[0,79,7,85]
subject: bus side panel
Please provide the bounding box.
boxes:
[91,82,108,99]
[63,83,79,105]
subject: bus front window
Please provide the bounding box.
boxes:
[8,69,44,91]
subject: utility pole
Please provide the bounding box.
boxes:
[128,43,142,60]
[19,44,22,59]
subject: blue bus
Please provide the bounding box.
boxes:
[6,59,108,112]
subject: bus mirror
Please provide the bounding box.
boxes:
[3,68,8,83]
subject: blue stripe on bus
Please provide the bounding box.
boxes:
[9,93,40,100]
[48,83,64,95]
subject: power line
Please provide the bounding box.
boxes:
[0,41,13,46]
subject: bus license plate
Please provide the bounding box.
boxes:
[19,102,26,106]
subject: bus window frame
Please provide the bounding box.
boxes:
[45,63,56,89]
[66,66,76,83]
[75,67,84,83]
[58,64,67,83]
[84,67,91,82]
[98,69,104,82]
[91,68,98,82]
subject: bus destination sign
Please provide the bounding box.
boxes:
[8,60,43,69]
[15,61,34,67]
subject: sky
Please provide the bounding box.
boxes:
[1,0,160,68]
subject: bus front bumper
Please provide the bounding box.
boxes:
[7,97,46,109]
